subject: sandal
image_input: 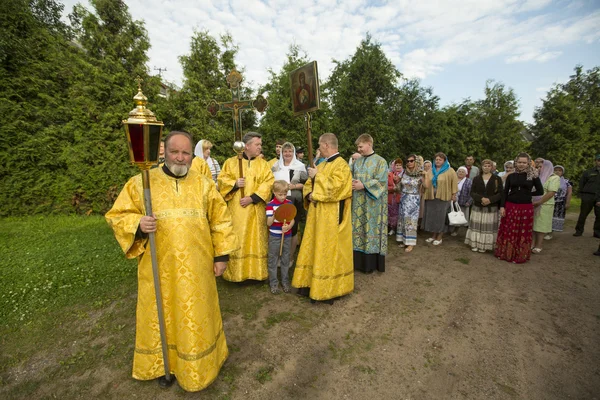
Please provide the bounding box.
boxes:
[471,247,478,252]
[397,242,405,248]
[432,240,443,246]
[531,248,542,254]
[425,238,435,243]
[404,246,414,253]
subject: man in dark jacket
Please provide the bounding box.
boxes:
[574,154,600,238]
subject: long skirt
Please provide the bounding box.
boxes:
[423,199,450,233]
[388,195,400,229]
[396,194,420,245]
[494,202,534,264]
[465,205,499,251]
[552,201,566,232]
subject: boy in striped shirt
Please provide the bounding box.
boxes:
[266,180,295,294]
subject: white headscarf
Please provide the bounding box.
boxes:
[275,142,306,172]
[457,166,468,191]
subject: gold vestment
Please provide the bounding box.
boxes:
[106,167,238,392]
[292,156,354,300]
[217,155,274,282]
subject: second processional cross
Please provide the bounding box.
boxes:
[207,69,267,197]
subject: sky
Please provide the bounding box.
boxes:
[59,0,600,123]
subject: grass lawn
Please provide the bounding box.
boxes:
[0,216,138,392]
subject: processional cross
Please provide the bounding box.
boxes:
[207,69,268,197]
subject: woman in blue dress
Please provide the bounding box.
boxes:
[396,155,423,253]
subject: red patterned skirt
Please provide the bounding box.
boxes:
[494,202,534,264]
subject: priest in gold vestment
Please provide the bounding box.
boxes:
[106,131,238,392]
[292,133,354,303]
[218,132,274,282]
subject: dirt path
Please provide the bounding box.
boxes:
[2,216,599,399]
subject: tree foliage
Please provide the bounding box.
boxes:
[530,65,600,187]
[158,30,257,163]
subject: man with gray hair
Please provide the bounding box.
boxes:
[218,132,275,282]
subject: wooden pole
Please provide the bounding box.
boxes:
[141,169,172,383]
[279,219,287,256]
[305,112,314,167]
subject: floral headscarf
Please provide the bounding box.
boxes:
[514,153,539,181]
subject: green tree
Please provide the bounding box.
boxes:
[473,80,527,163]
[164,31,256,163]
[328,34,402,159]
[530,65,600,188]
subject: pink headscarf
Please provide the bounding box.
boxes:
[533,159,554,202]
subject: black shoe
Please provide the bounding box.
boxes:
[593,233,600,239]
[573,232,583,237]
[594,250,600,256]
[158,375,175,388]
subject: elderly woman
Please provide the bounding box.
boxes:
[387,159,403,235]
[396,154,422,252]
[548,165,572,238]
[465,159,503,252]
[495,153,544,263]
[531,160,560,253]
[499,161,514,183]
[271,142,308,255]
[194,139,221,183]
[422,153,458,246]
[450,166,473,236]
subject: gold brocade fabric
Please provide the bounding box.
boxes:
[217,156,274,282]
[268,157,278,168]
[292,157,354,300]
[190,157,212,180]
[105,168,238,392]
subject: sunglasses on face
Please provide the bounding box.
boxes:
[407,159,415,163]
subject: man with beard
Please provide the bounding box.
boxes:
[218,132,275,282]
[106,131,239,391]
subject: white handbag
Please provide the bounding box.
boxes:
[448,201,468,226]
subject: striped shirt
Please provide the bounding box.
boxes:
[266,198,293,237]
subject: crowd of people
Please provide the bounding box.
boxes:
[106,131,600,392]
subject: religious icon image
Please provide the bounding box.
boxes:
[290,61,320,116]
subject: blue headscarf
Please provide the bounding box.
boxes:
[431,159,450,188]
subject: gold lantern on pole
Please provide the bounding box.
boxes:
[122,78,173,386]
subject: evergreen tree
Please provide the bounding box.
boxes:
[164,30,256,163]
[328,34,401,159]
[530,65,600,188]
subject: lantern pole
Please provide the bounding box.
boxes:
[123,78,172,385]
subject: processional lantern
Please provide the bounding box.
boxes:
[121,78,173,386]
[123,77,164,169]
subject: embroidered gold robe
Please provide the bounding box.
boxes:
[105,167,238,392]
[218,155,274,282]
[292,155,354,300]
[190,157,212,180]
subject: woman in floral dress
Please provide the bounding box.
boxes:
[396,155,422,253]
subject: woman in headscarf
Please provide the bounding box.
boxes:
[395,154,422,252]
[422,152,458,246]
[495,153,544,263]
[499,161,514,184]
[549,165,572,238]
[450,166,473,237]
[465,159,503,253]
[194,139,221,183]
[271,142,308,256]
[531,159,560,253]
[387,159,403,235]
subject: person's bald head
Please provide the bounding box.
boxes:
[318,133,338,158]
